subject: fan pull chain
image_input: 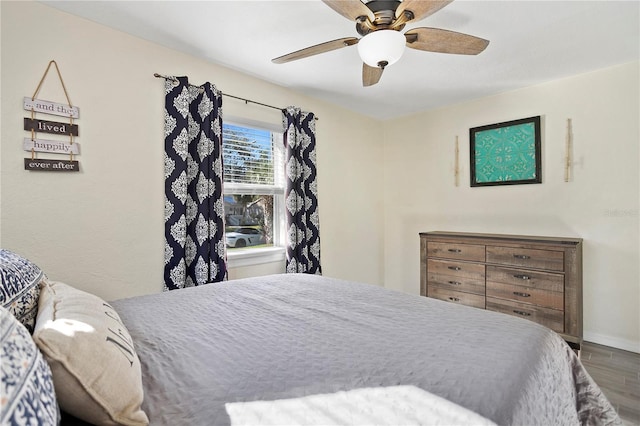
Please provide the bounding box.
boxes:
[454,136,460,187]
[565,118,572,182]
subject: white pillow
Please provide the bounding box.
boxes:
[33,281,149,425]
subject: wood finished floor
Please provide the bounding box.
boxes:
[581,342,640,425]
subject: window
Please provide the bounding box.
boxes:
[222,120,285,262]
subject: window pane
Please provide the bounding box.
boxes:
[223,124,274,185]
[224,194,274,250]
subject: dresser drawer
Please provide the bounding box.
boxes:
[428,272,485,296]
[486,297,564,333]
[427,259,485,281]
[427,242,485,262]
[486,266,564,292]
[486,246,564,271]
[428,286,486,309]
[486,282,563,310]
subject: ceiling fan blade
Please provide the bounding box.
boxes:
[395,0,452,21]
[272,37,359,64]
[363,63,384,87]
[322,0,375,22]
[405,27,489,55]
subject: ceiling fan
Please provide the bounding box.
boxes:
[272,0,489,87]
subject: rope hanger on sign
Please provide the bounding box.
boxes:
[32,60,74,107]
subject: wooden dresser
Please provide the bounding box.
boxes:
[420,231,583,349]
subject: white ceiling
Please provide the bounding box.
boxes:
[42,1,639,120]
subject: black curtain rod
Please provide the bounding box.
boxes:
[154,73,317,119]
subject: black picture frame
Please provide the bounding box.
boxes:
[470,116,542,187]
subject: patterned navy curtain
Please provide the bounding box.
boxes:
[164,76,227,290]
[283,106,321,274]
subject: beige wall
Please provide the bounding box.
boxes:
[0,1,385,301]
[382,62,640,352]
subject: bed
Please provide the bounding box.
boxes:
[110,273,620,425]
[0,249,621,425]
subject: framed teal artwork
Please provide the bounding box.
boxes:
[470,116,541,187]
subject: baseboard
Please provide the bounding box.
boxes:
[584,332,640,354]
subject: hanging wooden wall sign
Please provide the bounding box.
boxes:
[23,118,79,136]
[23,137,80,155]
[23,60,81,172]
[24,159,79,172]
[23,97,79,119]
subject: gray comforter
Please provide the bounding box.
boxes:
[112,274,620,425]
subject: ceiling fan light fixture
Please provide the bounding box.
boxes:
[357,30,406,68]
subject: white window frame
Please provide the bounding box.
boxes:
[223,117,285,268]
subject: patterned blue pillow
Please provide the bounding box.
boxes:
[0,249,45,332]
[0,306,59,424]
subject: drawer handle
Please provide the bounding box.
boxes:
[448,297,460,302]
[448,249,462,253]
[447,281,461,286]
[513,310,531,317]
[448,266,461,271]
[513,254,531,260]
[513,291,531,297]
[513,274,531,280]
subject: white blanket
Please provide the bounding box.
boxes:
[225,385,496,425]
